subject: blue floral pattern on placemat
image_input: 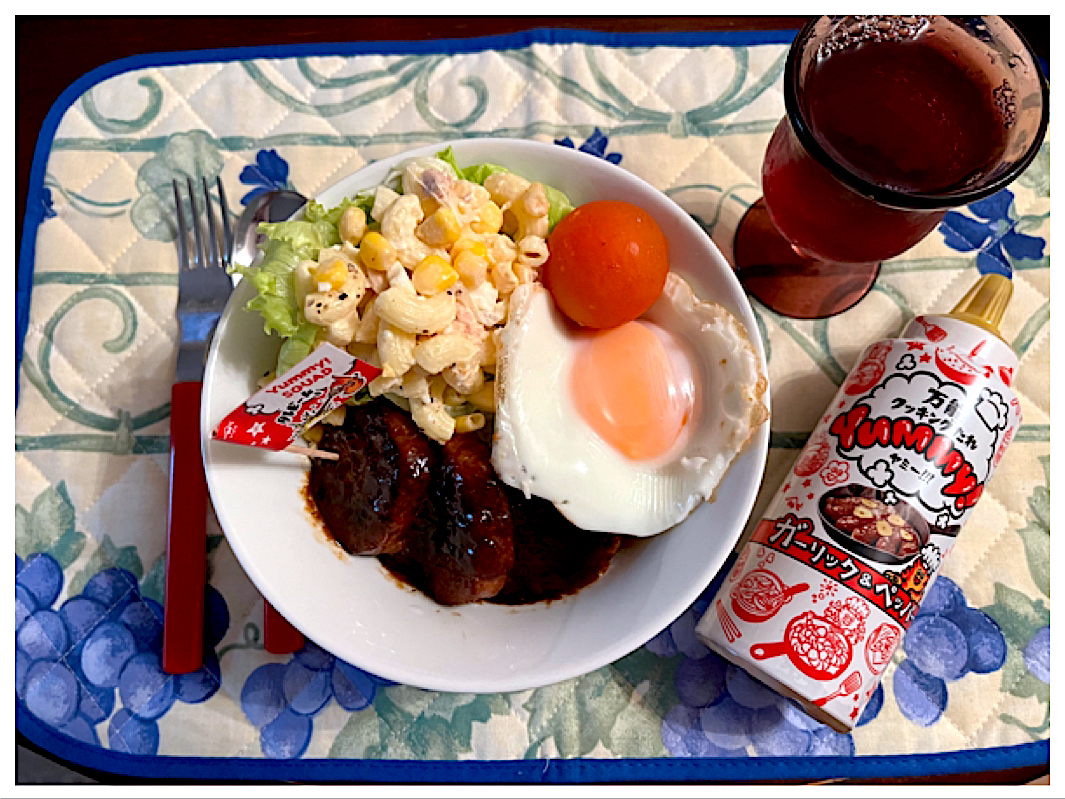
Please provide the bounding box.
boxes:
[239,149,293,205]
[892,577,1005,726]
[939,188,1047,277]
[16,545,227,753]
[555,129,623,164]
[240,644,393,759]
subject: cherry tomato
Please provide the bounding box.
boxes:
[543,201,669,329]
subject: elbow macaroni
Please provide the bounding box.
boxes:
[377,322,418,378]
[298,157,558,442]
[414,334,480,375]
[410,397,456,444]
[516,235,549,268]
[374,285,456,335]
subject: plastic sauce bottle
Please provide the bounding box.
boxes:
[696,274,1022,731]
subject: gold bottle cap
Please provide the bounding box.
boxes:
[947,273,1013,339]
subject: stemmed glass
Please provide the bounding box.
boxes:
[733,16,1048,319]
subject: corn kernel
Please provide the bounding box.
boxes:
[470,201,503,234]
[313,258,350,291]
[417,207,462,248]
[452,235,488,259]
[412,255,459,296]
[453,249,489,288]
[418,195,441,218]
[359,231,397,271]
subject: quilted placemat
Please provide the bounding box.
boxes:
[15,29,1049,782]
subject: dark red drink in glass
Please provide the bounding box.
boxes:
[733,16,1048,319]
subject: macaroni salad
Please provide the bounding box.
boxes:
[234,149,574,444]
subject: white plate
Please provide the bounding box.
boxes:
[202,138,769,693]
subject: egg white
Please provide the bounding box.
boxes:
[491,273,768,537]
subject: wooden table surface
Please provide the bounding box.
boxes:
[15,14,1049,786]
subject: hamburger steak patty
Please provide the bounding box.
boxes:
[308,400,621,606]
[397,432,516,606]
[308,400,432,556]
[492,488,621,605]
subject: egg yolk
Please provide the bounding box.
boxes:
[571,320,694,460]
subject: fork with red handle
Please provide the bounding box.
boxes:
[163,177,303,674]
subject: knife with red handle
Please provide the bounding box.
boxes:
[163,381,305,667]
[163,381,306,671]
[265,601,305,654]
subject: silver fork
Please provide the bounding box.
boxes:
[163,176,234,675]
[172,177,235,378]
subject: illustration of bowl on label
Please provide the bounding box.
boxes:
[749,610,853,681]
[817,484,929,566]
[730,569,809,623]
[934,345,988,386]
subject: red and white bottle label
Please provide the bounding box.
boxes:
[699,320,1021,729]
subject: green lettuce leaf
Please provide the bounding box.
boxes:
[231,206,344,368]
[351,190,377,220]
[437,145,509,186]
[460,160,510,185]
[232,239,302,339]
[435,147,574,230]
[543,184,575,231]
[257,215,339,257]
[303,197,360,229]
[277,320,321,375]
[435,147,465,177]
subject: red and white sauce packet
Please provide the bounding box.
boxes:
[212,343,381,451]
[697,313,1021,731]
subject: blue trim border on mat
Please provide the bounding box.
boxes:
[16,26,1049,782]
[16,703,1052,783]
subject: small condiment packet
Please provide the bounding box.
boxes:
[212,342,382,451]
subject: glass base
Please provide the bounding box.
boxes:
[733,199,881,319]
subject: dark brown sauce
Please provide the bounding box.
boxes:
[490,487,622,605]
[302,399,624,606]
[380,485,623,606]
[822,495,921,557]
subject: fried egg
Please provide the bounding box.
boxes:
[491,273,768,537]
